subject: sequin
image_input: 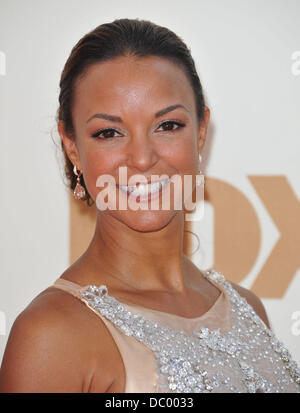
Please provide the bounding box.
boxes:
[80,269,300,393]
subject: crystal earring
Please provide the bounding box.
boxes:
[196,172,205,187]
[73,165,86,200]
[197,154,205,187]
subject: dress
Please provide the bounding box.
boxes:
[50,268,300,393]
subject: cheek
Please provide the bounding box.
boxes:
[78,144,124,200]
[162,137,199,174]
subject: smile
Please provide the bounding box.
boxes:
[118,179,170,197]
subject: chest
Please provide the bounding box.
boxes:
[80,278,300,393]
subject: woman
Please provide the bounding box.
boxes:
[0,18,299,393]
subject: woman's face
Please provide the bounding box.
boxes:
[60,55,209,232]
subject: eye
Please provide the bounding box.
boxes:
[91,128,121,139]
[157,120,185,132]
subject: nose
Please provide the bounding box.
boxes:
[126,135,160,172]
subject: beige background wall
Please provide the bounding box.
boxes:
[1,0,299,367]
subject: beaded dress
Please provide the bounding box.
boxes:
[50,269,300,393]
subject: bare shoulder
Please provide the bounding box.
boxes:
[0,287,124,393]
[229,281,271,330]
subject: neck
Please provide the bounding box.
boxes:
[83,212,189,294]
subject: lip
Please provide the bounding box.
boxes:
[117,178,171,202]
[116,177,170,187]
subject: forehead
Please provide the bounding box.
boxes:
[72,55,196,119]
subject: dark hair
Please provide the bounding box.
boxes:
[57,18,206,206]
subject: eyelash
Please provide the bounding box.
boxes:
[91,120,186,140]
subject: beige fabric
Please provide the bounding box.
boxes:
[49,276,230,392]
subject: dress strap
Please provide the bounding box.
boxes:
[50,278,89,299]
[49,277,158,392]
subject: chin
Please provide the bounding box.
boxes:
[113,209,178,233]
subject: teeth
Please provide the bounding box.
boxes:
[119,179,169,197]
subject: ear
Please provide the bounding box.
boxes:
[197,106,210,154]
[57,121,81,170]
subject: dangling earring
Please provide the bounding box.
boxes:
[197,154,205,187]
[73,165,86,200]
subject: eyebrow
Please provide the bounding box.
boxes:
[86,104,189,123]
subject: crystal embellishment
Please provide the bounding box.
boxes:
[79,270,300,393]
[73,183,86,199]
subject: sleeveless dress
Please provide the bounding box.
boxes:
[49,268,300,393]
